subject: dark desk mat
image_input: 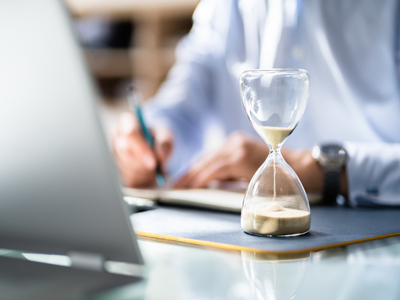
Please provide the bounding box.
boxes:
[131,206,400,253]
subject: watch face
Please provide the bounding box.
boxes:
[318,144,347,169]
[320,145,346,157]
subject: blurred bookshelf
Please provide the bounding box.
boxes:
[66,0,199,101]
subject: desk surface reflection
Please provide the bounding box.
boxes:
[4,235,400,300]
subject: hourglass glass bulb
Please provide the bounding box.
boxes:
[239,69,310,237]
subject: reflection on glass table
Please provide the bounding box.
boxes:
[2,235,400,300]
[242,251,310,300]
[93,236,400,300]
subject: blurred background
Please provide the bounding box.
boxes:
[65,0,199,137]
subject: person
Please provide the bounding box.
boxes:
[112,0,400,207]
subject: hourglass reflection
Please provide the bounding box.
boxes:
[241,251,310,300]
[240,69,310,237]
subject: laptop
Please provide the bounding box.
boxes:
[0,0,143,293]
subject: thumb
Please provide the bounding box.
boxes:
[154,128,174,163]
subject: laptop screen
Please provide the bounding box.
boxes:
[0,0,143,265]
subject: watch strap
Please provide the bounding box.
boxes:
[322,169,340,205]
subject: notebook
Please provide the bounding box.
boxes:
[123,187,322,213]
[123,188,244,212]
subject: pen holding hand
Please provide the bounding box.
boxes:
[112,87,173,188]
[127,85,168,187]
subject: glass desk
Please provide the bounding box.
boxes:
[3,235,400,300]
[94,235,400,299]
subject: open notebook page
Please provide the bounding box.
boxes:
[123,188,244,213]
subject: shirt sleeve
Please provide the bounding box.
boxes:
[344,142,400,206]
[142,0,230,178]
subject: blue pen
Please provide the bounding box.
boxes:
[127,85,166,187]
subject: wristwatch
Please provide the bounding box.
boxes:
[312,144,348,205]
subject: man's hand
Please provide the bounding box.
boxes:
[112,112,173,187]
[174,130,348,197]
[175,132,269,188]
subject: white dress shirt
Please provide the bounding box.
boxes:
[144,0,400,206]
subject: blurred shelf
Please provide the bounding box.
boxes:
[84,46,175,80]
[131,47,176,78]
[66,0,199,20]
[85,49,132,78]
[66,0,198,99]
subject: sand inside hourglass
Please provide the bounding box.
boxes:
[241,201,310,236]
[254,126,293,151]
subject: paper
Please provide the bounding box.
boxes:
[123,188,244,212]
[123,187,321,213]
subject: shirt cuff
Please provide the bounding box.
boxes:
[344,142,400,207]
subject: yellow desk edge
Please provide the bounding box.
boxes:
[135,230,400,254]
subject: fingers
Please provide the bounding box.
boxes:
[153,128,174,164]
[185,160,233,188]
[175,151,227,188]
[113,149,156,187]
[117,112,156,170]
[175,132,269,189]
[113,112,173,187]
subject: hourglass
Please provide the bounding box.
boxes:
[240,69,310,237]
